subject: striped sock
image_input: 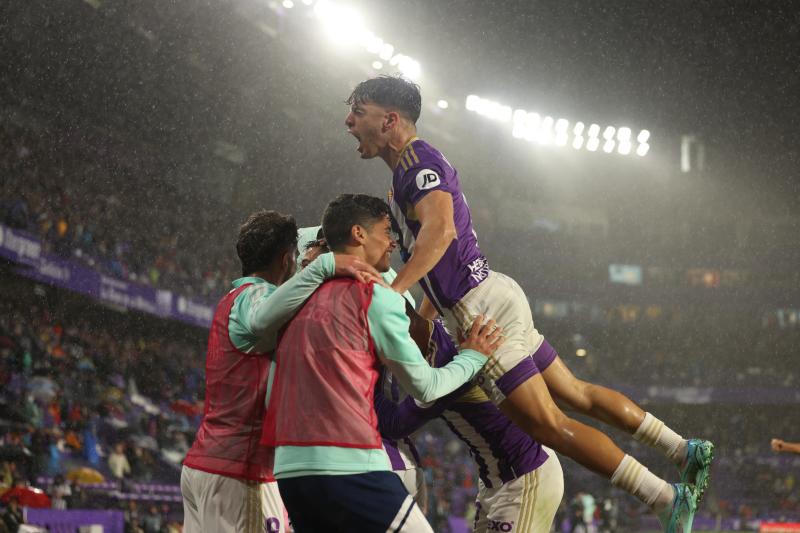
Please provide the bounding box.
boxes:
[611,454,674,513]
[633,412,688,466]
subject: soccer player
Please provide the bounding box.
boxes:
[263,194,503,533]
[181,210,382,533]
[344,75,713,532]
[298,231,429,511]
[771,438,800,455]
[376,310,565,533]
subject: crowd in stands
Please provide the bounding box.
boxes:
[0,124,238,300]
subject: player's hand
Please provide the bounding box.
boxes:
[771,438,785,452]
[459,315,504,357]
[334,254,385,285]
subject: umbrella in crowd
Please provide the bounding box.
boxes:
[66,466,105,484]
[0,486,52,508]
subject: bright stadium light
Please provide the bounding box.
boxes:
[636,143,650,156]
[437,99,449,109]
[537,116,554,145]
[372,60,383,70]
[587,137,600,152]
[573,122,585,136]
[572,135,585,150]
[302,0,314,4]
[603,126,616,140]
[379,43,394,61]
[465,95,479,111]
[603,139,616,153]
[588,123,600,138]
[637,130,651,143]
[617,127,632,142]
[283,0,294,8]
[618,141,632,155]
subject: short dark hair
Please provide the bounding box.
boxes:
[322,194,390,251]
[346,75,422,124]
[236,210,298,276]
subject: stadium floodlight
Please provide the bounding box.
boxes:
[372,60,383,70]
[555,118,569,133]
[603,126,616,140]
[636,143,650,156]
[465,95,479,111]
[396,56,421,80]
[283,0,294,8]
[572,135,584,150]
[637,129,650,143]
[437,99,449,109]
[573,121,585,136]
[302,0,314,4]
[576,348,587,357]
[603,139,615,153]
[617,127,632,142]
[617,140,632,155]
[586,137,600,152]
[379,43,394,61]
[537,116,554,145]
[587,123,600,138]
[365,34,382,54]
[555,132,568,146]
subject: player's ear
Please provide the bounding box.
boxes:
[383,111,400,132]
[351,224,368,245]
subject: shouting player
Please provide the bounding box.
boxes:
[181,210,381,533]
[344,75,713,533]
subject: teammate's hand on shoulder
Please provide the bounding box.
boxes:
[771,438,785,452]
[334,254,386,285]
[459,315,504,357]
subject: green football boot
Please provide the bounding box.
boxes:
[679,439,714,502]
[658,483,698,533]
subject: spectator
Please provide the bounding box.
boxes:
[1,496,24,533]
[108,443,131,480]
[49,473,72,510]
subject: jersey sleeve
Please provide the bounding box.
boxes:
[398,160,456,207]
[374,382,471,440]
[366,284,487,404]
[236,252,335,351]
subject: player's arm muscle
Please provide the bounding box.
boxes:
[391,190,456,295]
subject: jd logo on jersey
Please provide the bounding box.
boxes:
[415,169,441,190]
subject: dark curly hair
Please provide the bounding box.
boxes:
[322,194,390,252]
[236,210,298,276]
[346,75,422,124]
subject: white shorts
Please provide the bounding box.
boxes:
[181,465,289,533]
[442,271,545,405]
[473,447,564,533]
[395,467,428,515]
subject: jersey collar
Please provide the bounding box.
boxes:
[394,136,419,169]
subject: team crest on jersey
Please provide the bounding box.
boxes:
[415,169,441,190]
[387,189,393,203]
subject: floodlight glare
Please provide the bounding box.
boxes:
[572,136,585,150]
[636,143,650,156]
[302,0,313,4]
[587,137,600,152]
[379,43,394,61]
[555,132,568,146]
[437,99,449,109]
[283,0,294,8]
[588,123,600,138]
[617,127,632,142]
[618,141,632,155]
[603,126,616,140]
[397,56,420,80]
[512,123,526,139]
[603,139,615,153]
[372,60,383,70]
[513,109,527,123]
[637,130,651,143]
[555,118,569,133]
[465,95,479,111]
[573,122,585,136]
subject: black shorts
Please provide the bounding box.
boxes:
[278,471,419,533]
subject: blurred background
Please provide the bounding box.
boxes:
[1,0,798,531]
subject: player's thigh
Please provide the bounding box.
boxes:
[189,469,263,533]
[261,481,290,533]
[180,466,203,533]
[541,356,591,412]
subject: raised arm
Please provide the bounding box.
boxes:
[390,191,455,295]
[772,438,800,455]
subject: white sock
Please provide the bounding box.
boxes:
[611,454,674,513]
[633,412,688,466]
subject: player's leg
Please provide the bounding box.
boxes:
[179,466,203,533]
[474,446,564,533]
[181,466,264,533]
[261,480,290,533]
[538,342,714,499]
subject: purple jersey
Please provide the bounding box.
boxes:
[390,138,489,311]
[428,321,551,488]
